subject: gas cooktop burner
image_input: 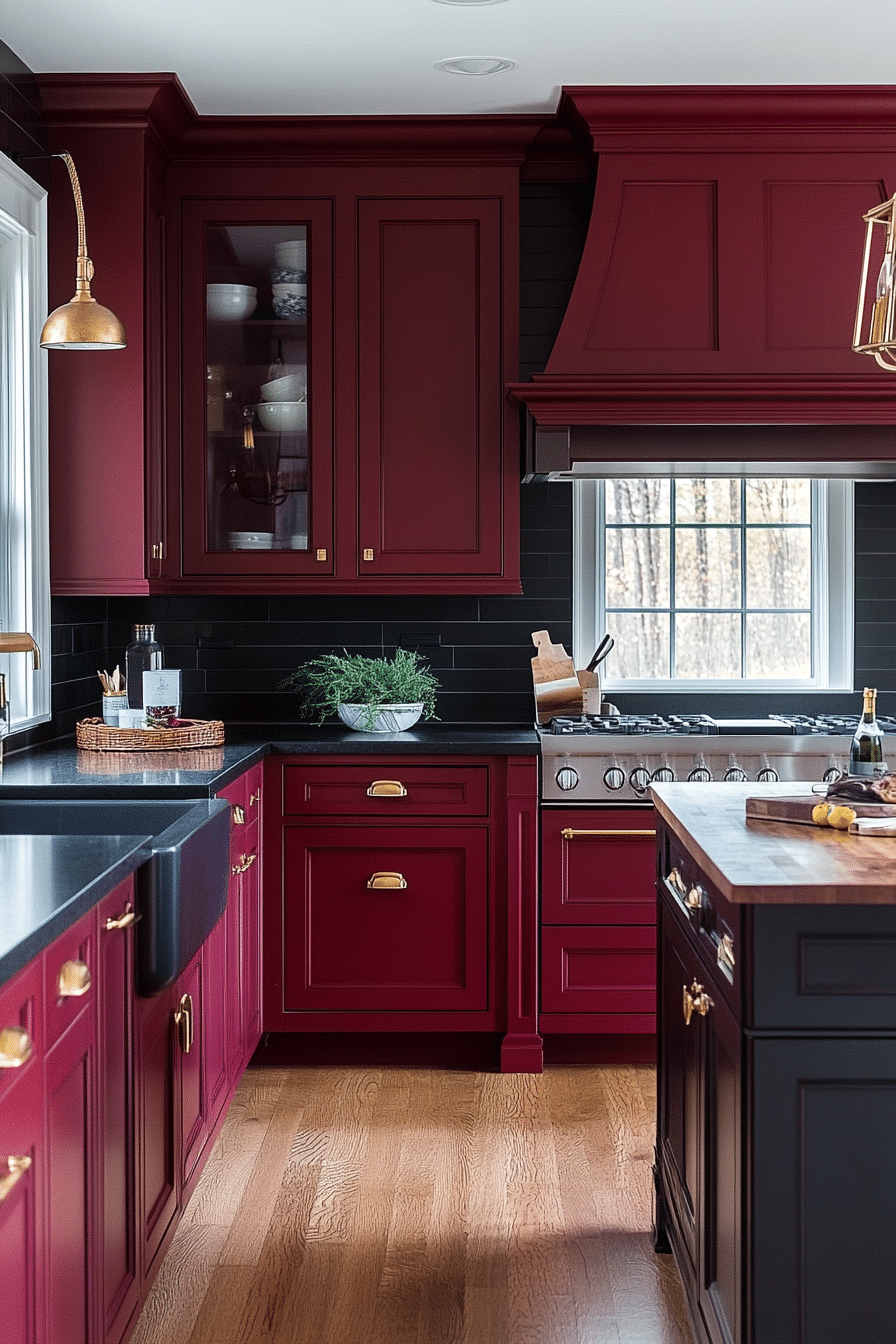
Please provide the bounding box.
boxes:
[546,713,718,736]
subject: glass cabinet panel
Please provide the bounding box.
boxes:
[178,199,333,577]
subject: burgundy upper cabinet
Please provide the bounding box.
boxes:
[511,87,896,426]
[165,143,528,593]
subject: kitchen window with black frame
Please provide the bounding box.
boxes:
[573,477,853,695]
[0,151,51,736]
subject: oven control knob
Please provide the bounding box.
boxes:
[823,764,843,784]
[603,765,626,791]
[652,764,675,783]
[630,766,651,793]
[724,756,747,782]
[555,767,579,792]
[688,764,712,782]
[757,766,779,782]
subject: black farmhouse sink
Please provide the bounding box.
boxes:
[0,798,231,995]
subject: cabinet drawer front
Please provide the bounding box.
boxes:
[540,925,657,1015]
[282,826,488,1012]
[283,764,489,817]
[0,958,42,1103]
[541,810,657,924]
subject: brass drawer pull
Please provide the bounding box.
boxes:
[0,1026,33,1069]
[666,867,687,897]
[685,886,705,912]
[249,790,260,807]
[174,993,194,1054]
[367,780,408,798]
[717,933,736,970]
[231,852,257,876]
[105,904,140,931]
[0,1155,32,1203]
[57,960,91,998]
[367,872,407,890]
[232,805,246,825]
[683,981,713,1025]
[561,828,656,839]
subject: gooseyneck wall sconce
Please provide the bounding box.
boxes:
[16,150,126,350]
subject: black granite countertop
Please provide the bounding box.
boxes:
[0,834,150,986]
[0,725,537,798]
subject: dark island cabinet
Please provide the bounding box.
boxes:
[655,818,896,1344]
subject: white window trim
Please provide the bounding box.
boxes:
[573,477,854,695]
[0,151,50,732]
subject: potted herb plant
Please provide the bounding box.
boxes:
[279,648,439,732]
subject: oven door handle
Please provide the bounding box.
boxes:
[560,828,656,839]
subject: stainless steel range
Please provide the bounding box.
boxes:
[539,713,896,804]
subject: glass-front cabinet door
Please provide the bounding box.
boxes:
[178,199,333,576]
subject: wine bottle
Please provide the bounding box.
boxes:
[850,687,886,776]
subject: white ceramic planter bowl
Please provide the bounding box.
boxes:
[206,284,257,321]
[260,373,304,402]
[256,400,307,433]
[337,703,424,733]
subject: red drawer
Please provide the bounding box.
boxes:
[541,810,658,924]
[283,763,489,817]
[281,824,489,1012]
[540,924,657,1016]
[0,957,43,1101]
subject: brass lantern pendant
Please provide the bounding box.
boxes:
[853,195,896,370]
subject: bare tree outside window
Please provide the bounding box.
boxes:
[604,479,813,681]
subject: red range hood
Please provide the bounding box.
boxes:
[509,86,896,477]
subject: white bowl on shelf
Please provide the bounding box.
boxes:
[260,372,305,402]
[274,240,306,268]
[256,400,307,433]
[207,283,257,321]
[227,531,274,550]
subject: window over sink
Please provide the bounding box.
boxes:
[573,477,853,694]
[0,151,50,731]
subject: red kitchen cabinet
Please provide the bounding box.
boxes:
[0,960,45,1344]
[136,983,178,1279]
[43,908,99,1344]
[177,908,228,1203]
[96,884,140,1344]
[540,809,658,1034]
[282,824,489,1014]
[226,825,261,1083]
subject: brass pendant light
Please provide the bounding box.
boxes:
[40,152,126,351]
[853,195,896,369]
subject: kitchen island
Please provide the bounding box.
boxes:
[651,782,896,1344]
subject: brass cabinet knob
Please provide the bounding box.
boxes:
[57,960,91,998]
[717,933,736,971]
[666,867,687,897]
[685,886,705,912]
[366,780,408,798]
[249,791,260,807]
[0,1155,32,1204]
[0,1026,33,1069]
[683,980,713,1025]
[367,872,408,890]
[105,904,139,931]
[232,805,246,826]
[174,993,194,1054]
[231,852,257,876]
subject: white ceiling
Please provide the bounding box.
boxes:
[2,0,895,118]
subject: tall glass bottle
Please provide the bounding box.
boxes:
[850,686,885,776]
[126,624,163,709]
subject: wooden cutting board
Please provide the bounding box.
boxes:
[531,630,583,723]
[746,795,896,826]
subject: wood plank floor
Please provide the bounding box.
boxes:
[130,1065,691,1344]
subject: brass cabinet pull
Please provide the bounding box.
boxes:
[367,780,408,798]
[561,828,656,839]
[683,981,713,1025]
[174,993,194,1054]
[231,852,257,876]
[362,548,374,561]
[0,1155,32,1203]
[367,872,407,890]
[0,1026,33,1069]
[57,960,91,998]
[316,548,328,562]
[232,805,246,826]
[685,886,705,912]
[249,791,260,807]
[666,867,687,897]
[105,904,140,931]
[717,933,736,971]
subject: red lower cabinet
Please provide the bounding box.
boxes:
[0,960,45,1344]
[540,810,658,1034]
[282,825,489,1014]
[137,983,178,1279]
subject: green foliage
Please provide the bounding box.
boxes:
[279,648,439,727]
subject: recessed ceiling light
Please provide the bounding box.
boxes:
[434,56,518,75]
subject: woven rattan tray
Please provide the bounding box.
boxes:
[76,717,225,753]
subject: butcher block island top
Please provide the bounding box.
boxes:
[651,781,896,904]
